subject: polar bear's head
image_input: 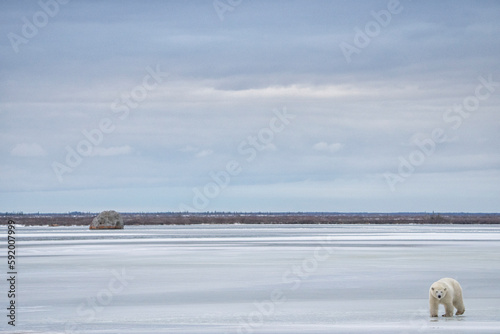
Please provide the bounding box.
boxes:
[430,282,447,300]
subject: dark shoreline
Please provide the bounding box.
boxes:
[2,212,500,226]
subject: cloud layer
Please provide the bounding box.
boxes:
[11,143,47,157]
[0,0,499,212]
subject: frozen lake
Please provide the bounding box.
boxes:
[2,224,500,333]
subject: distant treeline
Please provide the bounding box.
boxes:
[1,212,500,226]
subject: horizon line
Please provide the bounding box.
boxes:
[2,211,499,216]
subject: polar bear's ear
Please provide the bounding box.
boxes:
[431,287,434,290]
[444,288,447,290]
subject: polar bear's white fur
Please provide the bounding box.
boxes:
[429,277,465,317]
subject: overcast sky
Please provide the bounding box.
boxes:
[1,0,499,213]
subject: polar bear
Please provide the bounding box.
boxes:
[429,277,465,317]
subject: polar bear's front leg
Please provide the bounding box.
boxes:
[429,299,439,317]
[442,303,454,317]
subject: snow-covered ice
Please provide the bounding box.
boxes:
[2,224,500,333]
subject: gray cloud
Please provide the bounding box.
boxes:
[1,0,499,212]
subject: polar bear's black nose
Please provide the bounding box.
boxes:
[437,294,441,298]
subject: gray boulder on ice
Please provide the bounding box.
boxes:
[90,210,124,229]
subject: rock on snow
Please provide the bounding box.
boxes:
[89,210,124,229]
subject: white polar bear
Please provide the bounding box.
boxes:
[429,277,465,317]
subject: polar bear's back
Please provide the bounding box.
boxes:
[438,277,463,299]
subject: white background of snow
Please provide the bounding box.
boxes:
[2,224,500,333]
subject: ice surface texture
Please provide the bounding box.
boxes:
[3,224,500,333]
